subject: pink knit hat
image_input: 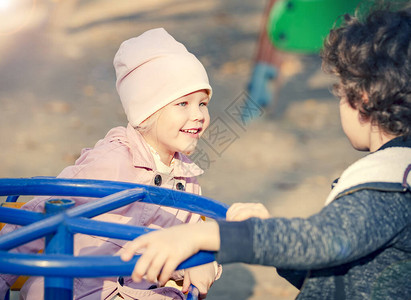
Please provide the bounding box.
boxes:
[113,28,212,127]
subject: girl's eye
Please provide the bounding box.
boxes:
[177,102,187,107]
[200,102,208,107]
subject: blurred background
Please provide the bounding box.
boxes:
[0,0,365,299]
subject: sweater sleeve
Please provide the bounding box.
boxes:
[215,189,410,270]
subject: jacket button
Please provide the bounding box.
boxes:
[118,276,124,286]
[176,182,185,191]
[154,174,162,186]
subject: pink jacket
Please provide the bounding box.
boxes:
[0,124,209,300]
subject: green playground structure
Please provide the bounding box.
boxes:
[243,0,376,121]
[267,0,361,53]
[244,0,363,121]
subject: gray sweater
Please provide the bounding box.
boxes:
[216,138,411,299]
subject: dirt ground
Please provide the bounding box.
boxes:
[0,1,365,299]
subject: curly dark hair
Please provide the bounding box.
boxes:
[321,2,411,137]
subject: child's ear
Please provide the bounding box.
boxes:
[358,91,370,124]
[361,92,370,104]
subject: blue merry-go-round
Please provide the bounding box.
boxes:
[0,177,229,300]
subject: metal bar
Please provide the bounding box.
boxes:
[5,195,19,203]
[66,217,154,240]
[0,177,140,198]
[143,188,228,220]
[0,206,43,226]
[0,251,216,278]
[0,213,63,251]
[65,188,146,219]
[0,189,146,250]
[44,199,75,300]
[0,178,228,219]
[186,285,199,300]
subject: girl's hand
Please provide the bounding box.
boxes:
[121,222,220,286]
[226,203,270,221]
[182,262,217,299]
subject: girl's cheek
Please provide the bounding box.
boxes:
[203,110,210,127]
[202,121,210,134]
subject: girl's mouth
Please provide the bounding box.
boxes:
[180,128,202,135]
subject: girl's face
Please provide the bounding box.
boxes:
[339,96,371,151]
[142,89,210,165]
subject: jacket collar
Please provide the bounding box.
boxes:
[126,124,204,178]
[378,135,411,151]
[326,146,411,205]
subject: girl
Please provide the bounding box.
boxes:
[122,5,411,299]
[0,28,220,300]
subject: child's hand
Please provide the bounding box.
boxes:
[226,203,270,221]
[121,222,220,286]
[182,262,217,299]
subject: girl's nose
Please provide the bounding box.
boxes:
[191,106,205,121]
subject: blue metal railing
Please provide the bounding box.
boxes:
[0,177,228,300]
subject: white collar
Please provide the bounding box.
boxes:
[146,143,174,174]
[325,147,411,205]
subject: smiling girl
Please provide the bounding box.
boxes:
[140,90,210,167]
[0,28,220,300]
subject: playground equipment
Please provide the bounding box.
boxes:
[0,177,229,300]
[245,0,360,121]
[267,0,361,53]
